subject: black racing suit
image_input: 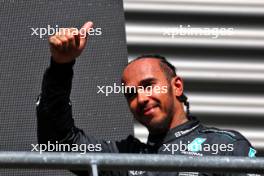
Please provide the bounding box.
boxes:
[36,59,257,176]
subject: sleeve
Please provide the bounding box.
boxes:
[37,58,76,144]
[232,139,257,158]
[36,58,126,176]
[36,58,121,153]
[36,58,146,176]
[223,136,258,176]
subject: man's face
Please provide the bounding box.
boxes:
[122,58,177,132]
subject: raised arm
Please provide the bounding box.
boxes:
[37,21,95,144]
[36,21,147,176]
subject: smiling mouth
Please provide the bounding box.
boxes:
[143,105,158,116]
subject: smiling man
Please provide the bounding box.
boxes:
[122,56,188,134]
[37,21,257,176]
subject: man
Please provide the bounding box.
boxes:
[37,21,257,176]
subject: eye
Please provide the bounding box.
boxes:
[142,81,155,90]
[145,85,152,92]
[125,91,137,100]
[124,86,137,100]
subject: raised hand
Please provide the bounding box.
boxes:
[48,21,93,64]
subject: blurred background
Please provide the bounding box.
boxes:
[123,0,264,156]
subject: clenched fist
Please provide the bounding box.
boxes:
[48,21,93,64]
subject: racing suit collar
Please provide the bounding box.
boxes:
[147,120,200,147]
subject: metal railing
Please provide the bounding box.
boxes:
[0,152,263,176]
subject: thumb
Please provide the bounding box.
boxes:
[78,21,94,49]
[81,21,94,31]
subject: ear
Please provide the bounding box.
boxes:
[171,76,184,96]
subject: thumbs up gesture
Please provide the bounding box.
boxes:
[48,21,93,64]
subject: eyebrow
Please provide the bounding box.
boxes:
[139,77,157,86]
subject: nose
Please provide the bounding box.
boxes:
[137,91,149,106]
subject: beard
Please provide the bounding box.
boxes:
[137,107,174,134]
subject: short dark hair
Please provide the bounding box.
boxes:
[131,54,177,81]
[127,54,192,118]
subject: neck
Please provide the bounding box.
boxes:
[147,108,188,144]
[148,104,188,135]
[169,106,188,130]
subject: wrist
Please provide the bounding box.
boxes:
[50,56,76,68]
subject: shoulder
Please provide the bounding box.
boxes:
[198,125,256,157]
[199,125,247,142]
